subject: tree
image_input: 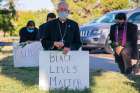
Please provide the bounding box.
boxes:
[52,0,129,24]
[0,0,16,37]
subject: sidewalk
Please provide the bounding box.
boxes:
[0,42,13,46]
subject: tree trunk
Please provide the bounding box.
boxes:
[10,30,13,36]
[3,32,6,37]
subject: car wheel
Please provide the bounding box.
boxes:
[104,37,113,54]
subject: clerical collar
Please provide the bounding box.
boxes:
[58,19,68,43]
[58,18,67,23]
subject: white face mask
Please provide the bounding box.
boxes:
[58,11,69,20]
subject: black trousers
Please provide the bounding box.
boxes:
[115,47,132,74]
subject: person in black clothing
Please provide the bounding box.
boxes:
[19,20,39,43]
[41,1,82,54]
[38,13,56,39]
[110,13,138,74]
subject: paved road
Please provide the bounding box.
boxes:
[89,54,120,72]
[7,42,120,72]
[0,42,13,46]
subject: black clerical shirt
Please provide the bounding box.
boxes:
[41,18,82,50]
[110,22,138,59]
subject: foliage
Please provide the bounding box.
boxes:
[0,0,131,36]
[52,0,129,24]
[0,0,16,37]
[13,10,48,36]
[100,0,129,13]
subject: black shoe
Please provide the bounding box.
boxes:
[125,67,133,75]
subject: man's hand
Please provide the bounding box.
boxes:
[115,46,124,55]
[54,42,64,48]
[63,47,70,54]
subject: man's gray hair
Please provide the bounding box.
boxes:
[57,0,68,8]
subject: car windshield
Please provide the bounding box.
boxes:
[89,11,128,24]
[88,18,99,24]
[95,13,117,23]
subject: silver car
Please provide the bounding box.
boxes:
[80,8,140,53]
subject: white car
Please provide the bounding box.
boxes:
[80,8,140,53]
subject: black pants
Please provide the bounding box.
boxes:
[115,47,132,74]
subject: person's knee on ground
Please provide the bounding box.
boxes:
[121,48,133,74]
[115,54,125,74]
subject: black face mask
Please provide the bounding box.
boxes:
[116,22,125,26]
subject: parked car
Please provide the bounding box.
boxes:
[80,8,140,53]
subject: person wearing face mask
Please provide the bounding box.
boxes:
[41,1,82,54]
[109,13,139,75]
[19,20,39,43]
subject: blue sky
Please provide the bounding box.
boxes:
[0,0,55,11]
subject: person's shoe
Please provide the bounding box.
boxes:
[133,65,140,75]
[125,67,133,75]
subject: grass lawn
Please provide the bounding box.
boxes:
[0,46,140,93]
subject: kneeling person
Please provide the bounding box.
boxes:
[41,1,82,54]
[109,13,138,74]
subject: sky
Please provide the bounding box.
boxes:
[16,0,55,11]
[0,0,55,11]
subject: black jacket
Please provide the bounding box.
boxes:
[19,27,39,43]
[38,23,46,39]
[41,18,82,50]
[110,22,138,59]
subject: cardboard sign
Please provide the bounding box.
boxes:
[39,51,89,91]
[13,41,43,67]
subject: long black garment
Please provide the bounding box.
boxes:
[110,22,138,59]
[41,18,82,50]
[110,22,138,74]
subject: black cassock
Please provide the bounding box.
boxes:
[41,18,82,50]
[109,22,138,74]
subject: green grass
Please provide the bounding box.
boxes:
[0,46,140,93]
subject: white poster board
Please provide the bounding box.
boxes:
[39,51,89,91]
[13,41,43,67]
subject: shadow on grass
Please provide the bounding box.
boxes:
[1,54,140,93]
[125,75,140,92]
[47,71,103,93]
[0,55,100,93]
[0,55,39,86]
